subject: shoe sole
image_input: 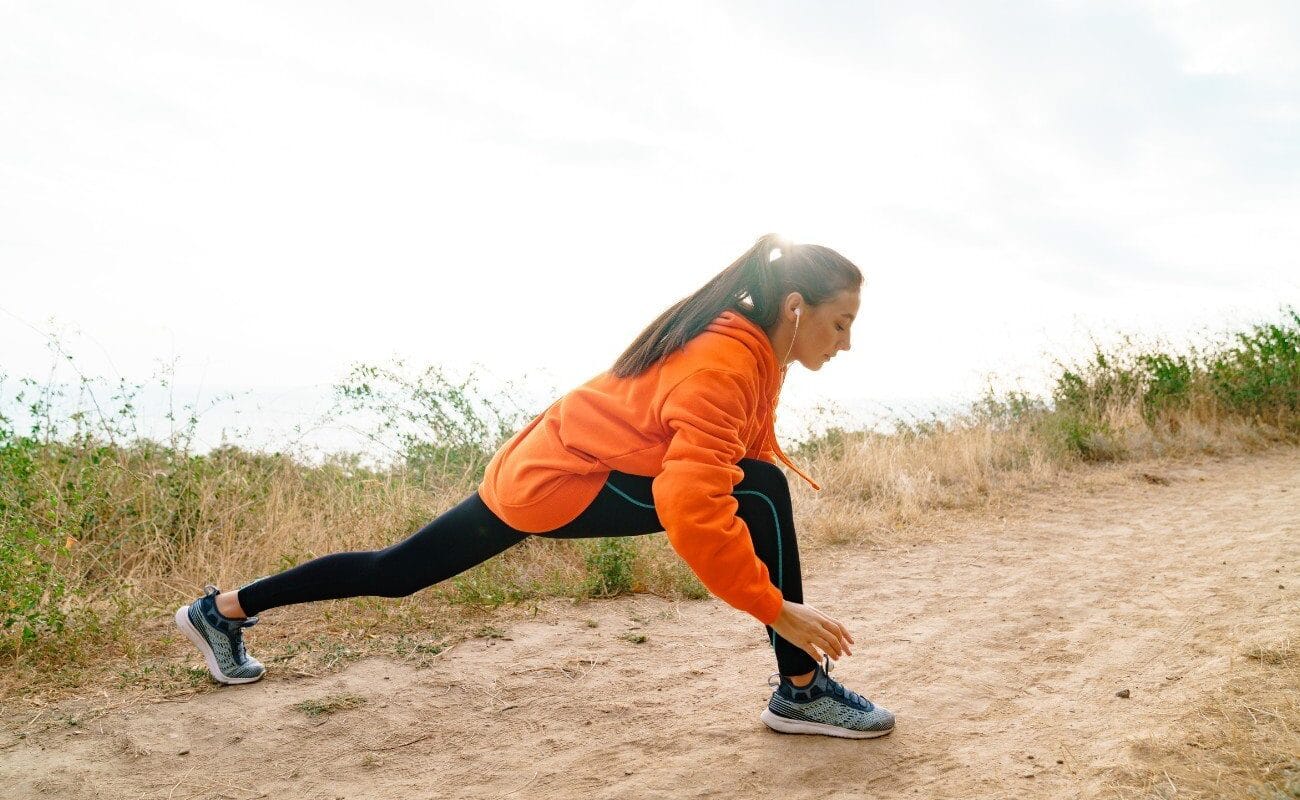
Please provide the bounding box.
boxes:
[174,605,264,685]
[760,708,894,739]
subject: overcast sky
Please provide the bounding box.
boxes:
[3,1,1297,452]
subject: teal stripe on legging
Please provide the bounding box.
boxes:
[602,482,784,649]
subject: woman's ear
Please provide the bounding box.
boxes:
[783,292,805,322]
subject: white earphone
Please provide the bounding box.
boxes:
[778,307,801,386]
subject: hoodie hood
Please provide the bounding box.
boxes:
[704,309,822,492]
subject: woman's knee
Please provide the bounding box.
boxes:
[363,547,429,598]
[738,458,791,498]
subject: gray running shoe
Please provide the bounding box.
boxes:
[760,655,894,739]
[174,585,265,684]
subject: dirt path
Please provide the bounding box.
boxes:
[3,448,1297,799]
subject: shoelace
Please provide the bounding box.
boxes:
[203,584,258,663]
[828,679,869,707]
[767,656,869,706]
[822,656,870,707]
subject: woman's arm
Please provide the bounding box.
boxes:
[651,368,785,627]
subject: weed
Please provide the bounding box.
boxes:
[293,693,367,718]
[582,538,635,598]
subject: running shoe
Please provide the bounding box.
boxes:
[174,585,265,684]
[760,655,894,739]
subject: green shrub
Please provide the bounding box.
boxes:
[1045,305,1299,443]
[969,389,1050,430]
[1207,310,1300,421]
[581,537,635,598]
[332,360,535,483]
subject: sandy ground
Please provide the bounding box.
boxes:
[2,447,1297,799]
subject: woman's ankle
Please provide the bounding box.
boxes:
[215,590,248,620]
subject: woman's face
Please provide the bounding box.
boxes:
[791,289,860,371]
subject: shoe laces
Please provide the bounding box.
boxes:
[229,615,259,662]
[202,584,258,661]
[768,655,866,704]
[829,678,868,707]
[821,655,869,707]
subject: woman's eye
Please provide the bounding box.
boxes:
[835,324,845,332]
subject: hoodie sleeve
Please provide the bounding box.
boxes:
[651,368,786,626]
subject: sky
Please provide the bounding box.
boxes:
[2,1,1298,455]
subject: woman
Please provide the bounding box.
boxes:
[175,233,894,740]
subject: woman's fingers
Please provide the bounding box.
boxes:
[787,606,856,662]
[834,620,854,654]
[813,632,841,660]
[802,634,850,663]
[820,616,854,655]
[815,622,849,659]
[797,635,822,664]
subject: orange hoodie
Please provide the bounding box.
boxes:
[476,309,821,626]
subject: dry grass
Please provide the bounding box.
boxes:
[293,693,368,718]
[1106,635,1300,800]
[786,392,1295,549]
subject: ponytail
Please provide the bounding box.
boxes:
[609,233,862,379]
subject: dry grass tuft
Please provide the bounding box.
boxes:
[1106,636,1300,800]
[293,693,367,718]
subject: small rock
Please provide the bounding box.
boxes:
[1026,755,1034,760]
[1116,689,1130,699]
[1055,759,1064,765]
[1280,585,1286,589]
[178,749,190,756]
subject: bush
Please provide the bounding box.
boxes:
[581,538,636,598]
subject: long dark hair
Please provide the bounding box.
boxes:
[610,233,865,379]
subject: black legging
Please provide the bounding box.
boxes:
[237,457,817,676]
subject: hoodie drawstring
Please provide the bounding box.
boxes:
[766,423,821,492]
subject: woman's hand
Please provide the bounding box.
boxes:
[769,600,856,664]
